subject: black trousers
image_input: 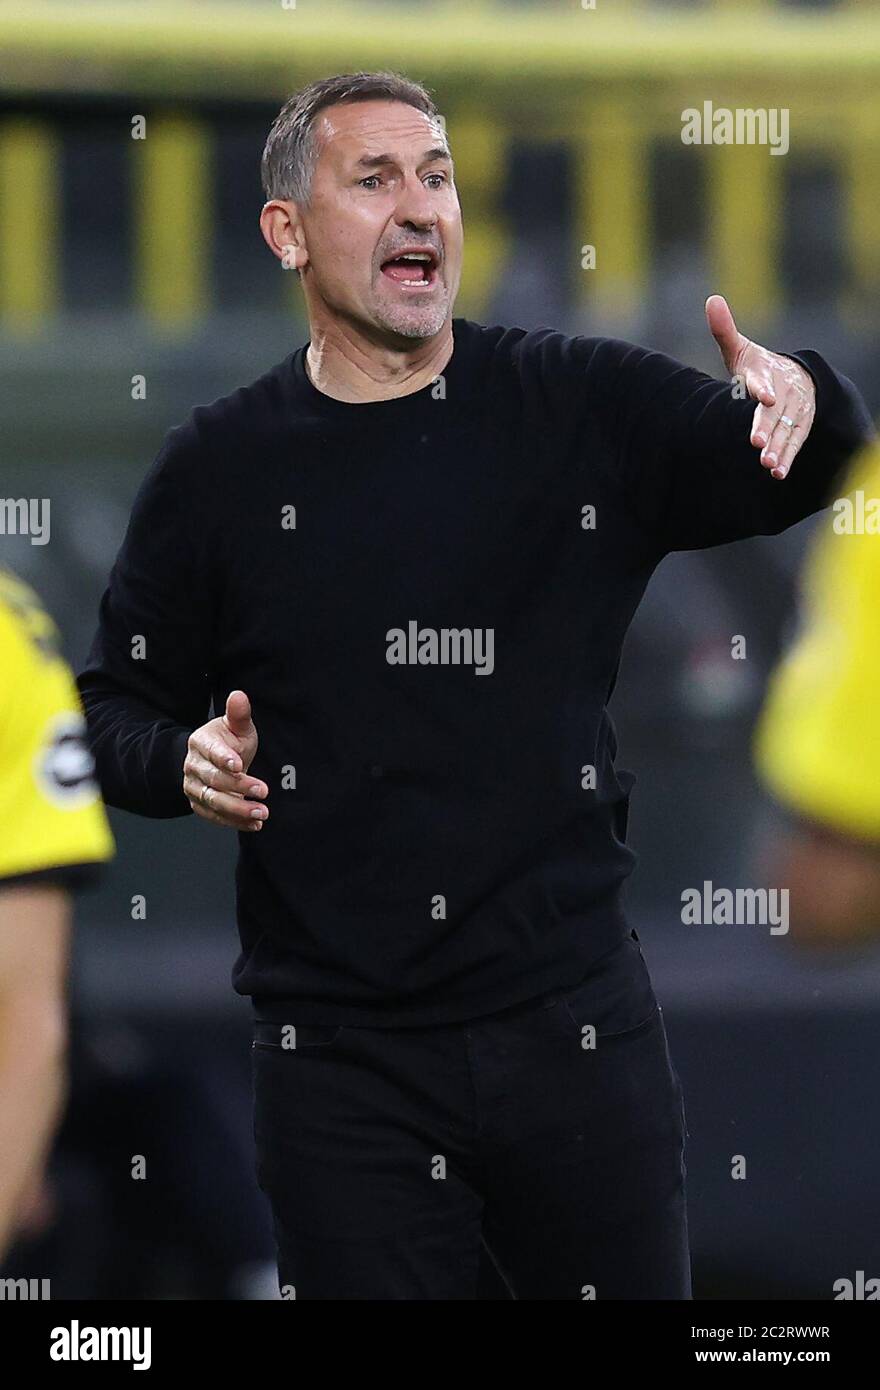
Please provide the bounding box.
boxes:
[251,932,690,1300]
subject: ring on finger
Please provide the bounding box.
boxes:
[200,784,213,809]
[778,414,797,429]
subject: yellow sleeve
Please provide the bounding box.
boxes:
[754,442,880,841]
[0,571,115,885]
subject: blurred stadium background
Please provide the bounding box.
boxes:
[2,0,879,1298]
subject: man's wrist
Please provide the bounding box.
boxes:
[782,349,875,448]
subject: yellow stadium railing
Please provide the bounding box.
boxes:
[0,119,59,331]
[0,1,876,334]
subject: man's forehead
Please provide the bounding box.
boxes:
[316,101,449,161]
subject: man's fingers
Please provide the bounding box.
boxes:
[751,403,786,472]
[746,371,777,414]
[750,399,779,451]
[773,439,799,478]
[188,727,247,776]
[771,420,806,478]
[753,397,812,479]
[194,800,265,832]
[185,779,269,828]
[185,749,267,799]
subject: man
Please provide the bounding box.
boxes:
[754,440,880,946]
[0,568,114,1260]
[77,70,873,1299]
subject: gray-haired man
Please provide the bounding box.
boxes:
[79,71,873,1299]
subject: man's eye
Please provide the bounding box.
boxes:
[359,176,381,189]
[425,173,447,188]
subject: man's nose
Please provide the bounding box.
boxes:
[393,177,438,229]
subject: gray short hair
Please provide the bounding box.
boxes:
[261,70,441,205]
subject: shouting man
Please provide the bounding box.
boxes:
[78,70,874,1300]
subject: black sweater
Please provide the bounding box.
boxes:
[77,318,874,1025]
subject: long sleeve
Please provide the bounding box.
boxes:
[584,337,875,554]
[77,419,216,818]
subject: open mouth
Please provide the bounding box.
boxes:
[380,249,440,289]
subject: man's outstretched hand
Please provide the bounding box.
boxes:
[706,293,816,480]
[183,689,269,831]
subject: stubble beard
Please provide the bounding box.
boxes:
[370,283,450,341]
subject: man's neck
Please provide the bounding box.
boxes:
[304,321,454,404]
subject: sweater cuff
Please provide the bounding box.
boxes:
[167,727,193,815]
[782,349,876,451]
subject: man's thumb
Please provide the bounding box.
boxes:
[705,293,739,367]
[224,688,253,735]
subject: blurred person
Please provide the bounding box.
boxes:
[754,441,880,947]
[0,574,273,1297]
[0,568,113,1261]
[4,1015,279,1299]
[77,71,873,1299]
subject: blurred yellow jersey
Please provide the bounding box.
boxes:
[0,569,114,886]
[754,441,880,841]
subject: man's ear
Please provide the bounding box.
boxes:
[259,200,307,270]
[280,244,307,272]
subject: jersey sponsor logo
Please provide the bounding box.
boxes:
[34,714,101,809]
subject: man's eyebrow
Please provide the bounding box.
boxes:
[353,147,452,171]
[419,146,452,165]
